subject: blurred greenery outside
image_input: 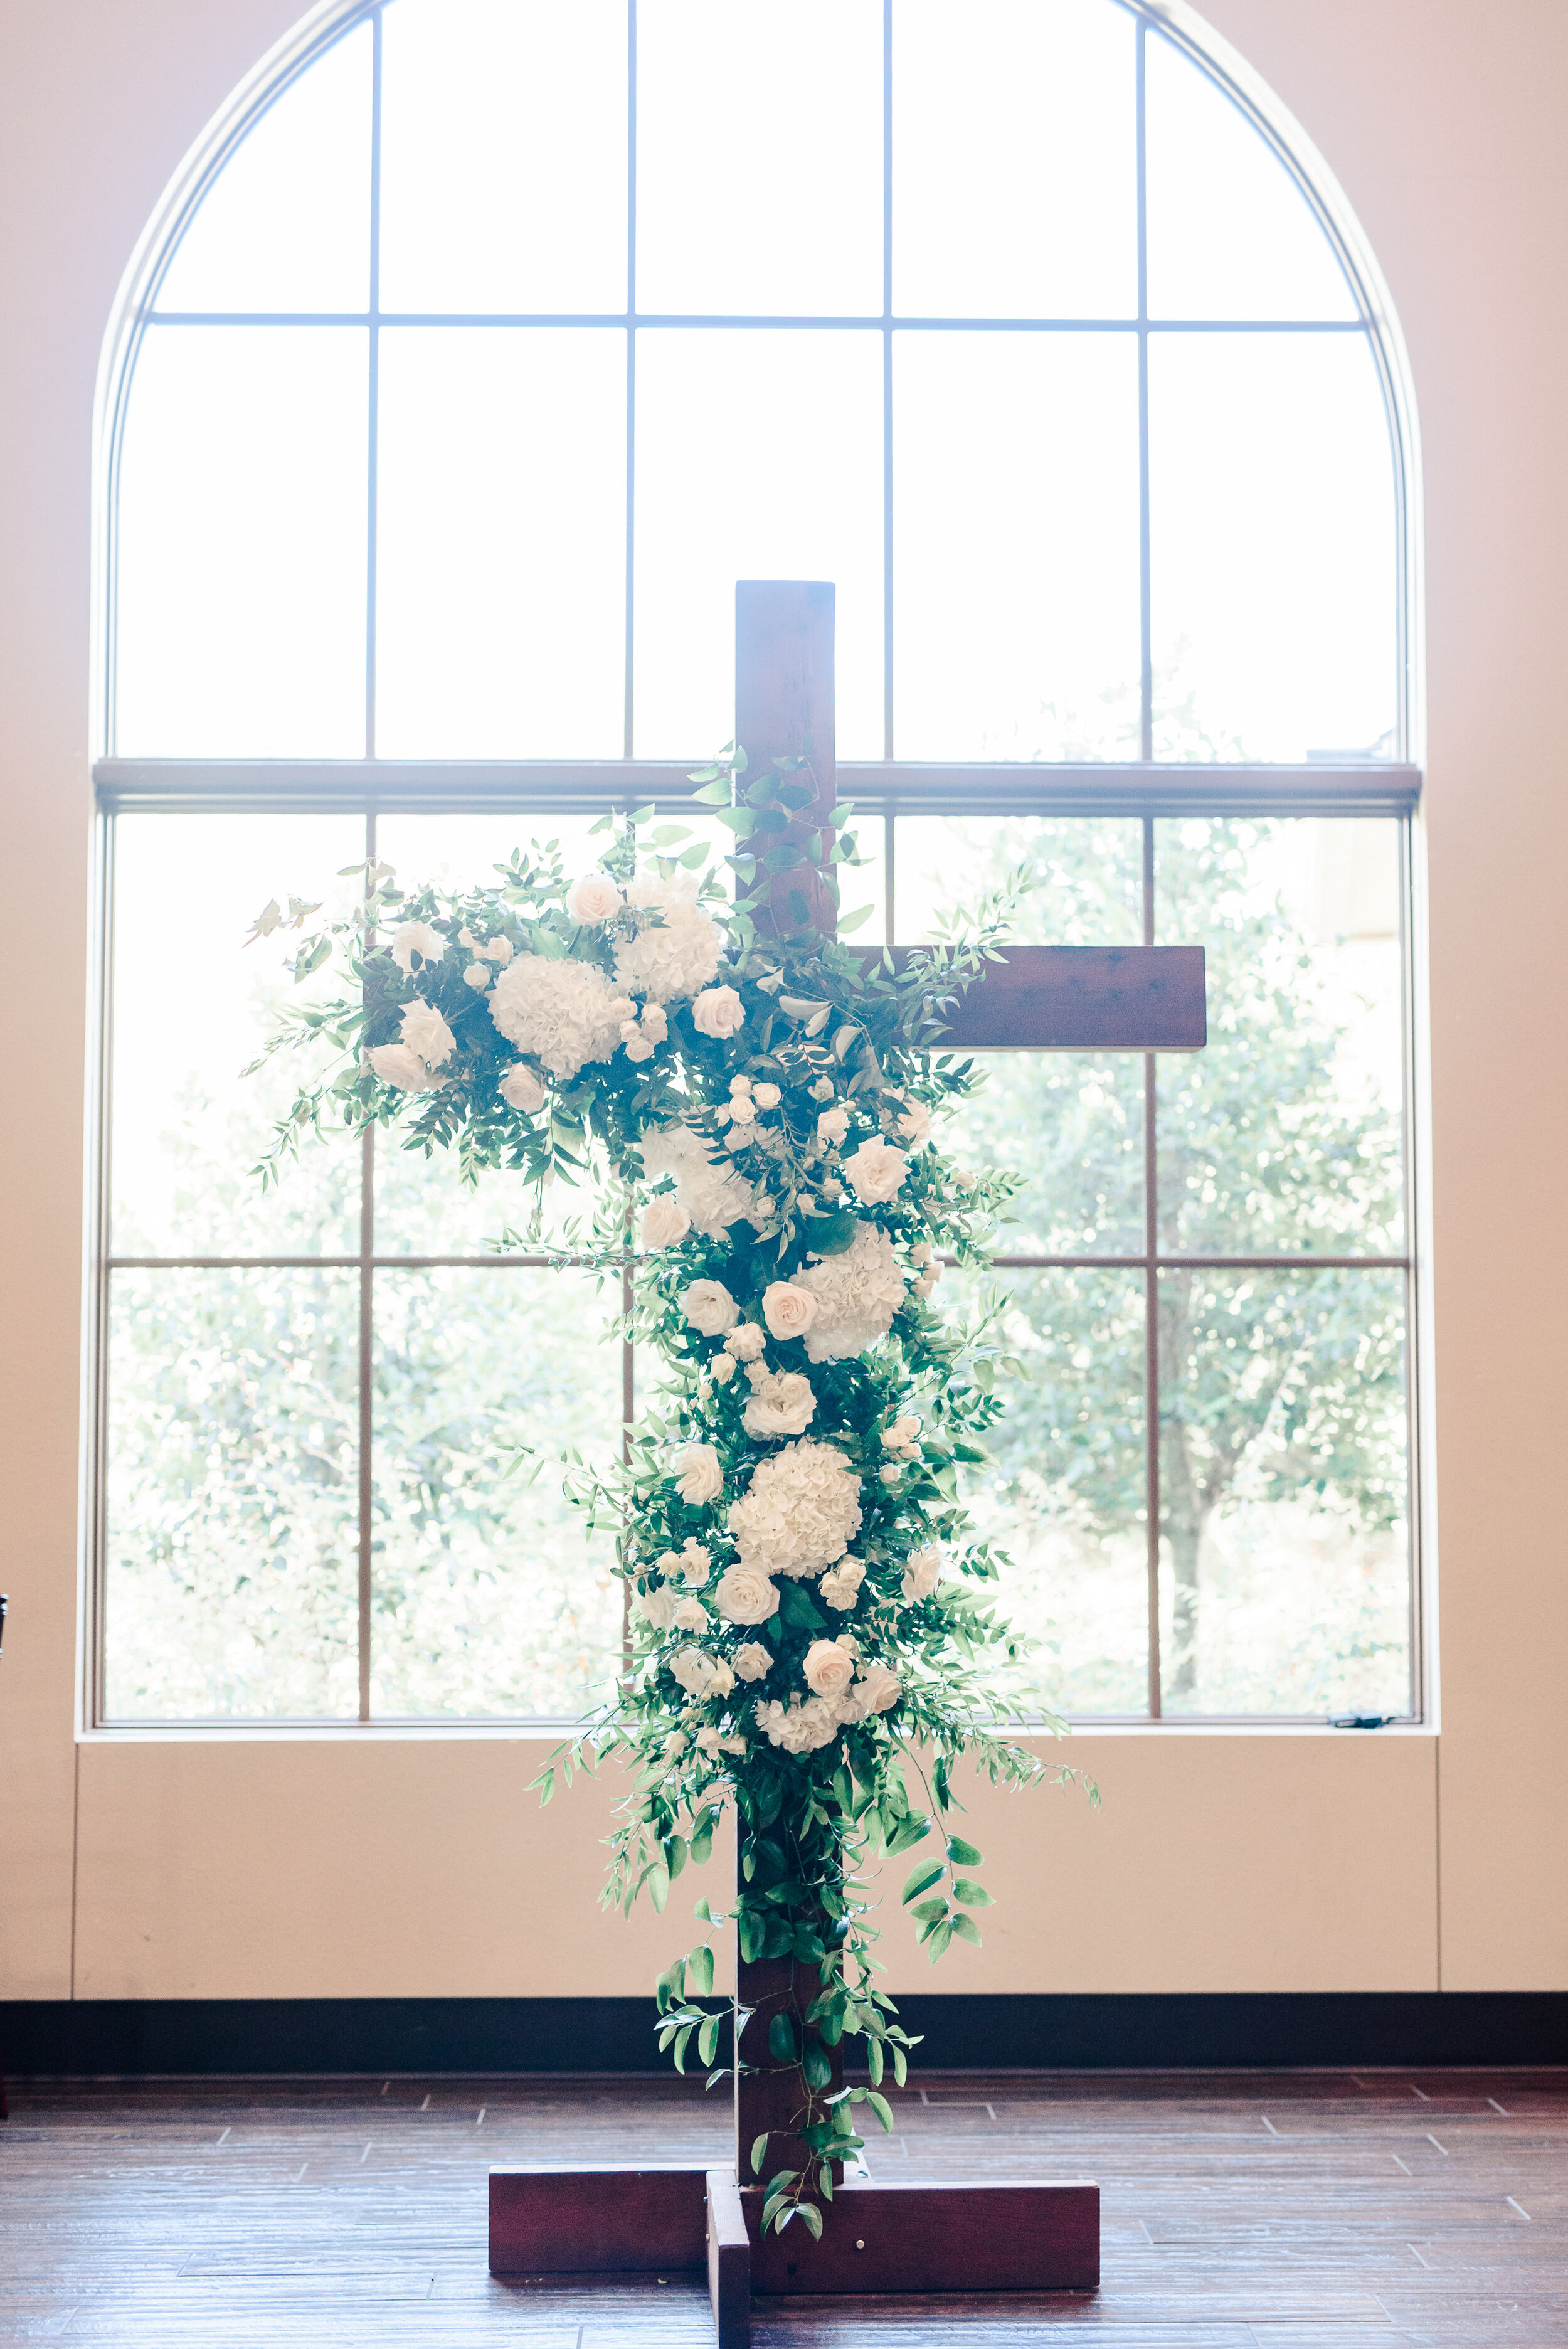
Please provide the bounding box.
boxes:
[103,803,1411,1723]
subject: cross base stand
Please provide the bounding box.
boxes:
[490,2165,1099,2346]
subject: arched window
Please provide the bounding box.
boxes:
[95,1,1420,1730]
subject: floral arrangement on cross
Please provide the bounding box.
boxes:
[248,752,1087,2242]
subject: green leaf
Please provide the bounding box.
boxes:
[686,1943,714,1996]
[902,1855,946,1905]
[866,2091,894,2133]
[867,2037,884,2086]
[672,2023,694,2072]
[926,1921,953,1963]
[797,2201,824,2241]
[836,901,876,933]
[946,1837,983,1867]
[647,1864,670,1914]
[950,1912,983,1948]
[802,2039,834,2090]
[768,2012,798,2064]
[804,1209,859,1257]
[698,2013,721,2066]
[750,2132,770,2178]
[953,1879,995,1907]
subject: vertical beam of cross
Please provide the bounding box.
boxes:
[734,581,839,940]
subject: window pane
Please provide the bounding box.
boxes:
[636,0,881,317]
[154,25,373,314]
[1156,817,1405,1255]
[1148,332,1396,761]
[894,0,1136,320]
[111,814,364,1258]
[893,814,1143,943]
[633,329,884,757]
[950,1266,1148,1716]
[1145,33,1356,322]
[1158,1266,1410,1716]
[379,0,627,315]
[375,329,625,757]
[370,1268,623,1717]
[104,1267,359,1719]
[115,326,368,755]
[894,332,1140,758]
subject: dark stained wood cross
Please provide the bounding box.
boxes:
[488,583,1206,2341]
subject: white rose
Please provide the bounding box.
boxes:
[683,1280,739,1337]
[711,1355,736,1386]
[636,1583,677,1631]
[855,1661,902,1714]
[742,1371,817,1441]
[640,1001,669,1043]
[713,1564,780,1626]
[485,936,514,965]
[901,1545,944,1603]
[464,962,492,990]
[726,1093,756,1128]
[721,1734,748,1756]
[672,1595,709,1632]
[694,1724,723,1758]
[389,920,445,975]
[842,1136,908,1204]
[567,871,623,923]
[802,1638,856,1702]
[398,997,455,1069]
[499,1064,546,1115]
[817,1106,850,1146]
[367,1042,445,1093]
[733,1640,773,1681]
[678,1540,712,1584]
[623,1037,655,1064]
[753,1083,781,1109]
[762,1283,819,1342]
[725,1323,766,1362]
[642,1197,691,1248]
[880,1463,903,1485]
[692,985,746,1039]
[819,1558,866,1611]
[674,1443,724,1505]
[670,1647,726,1698]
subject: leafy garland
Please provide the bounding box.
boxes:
[248,752,1089,2240]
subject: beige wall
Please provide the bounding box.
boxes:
[2,0,1562,2007]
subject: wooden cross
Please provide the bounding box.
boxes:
[489,583,1206,2341]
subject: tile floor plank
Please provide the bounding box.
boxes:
[1,2068,1564,2345]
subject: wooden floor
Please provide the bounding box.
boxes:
[1,2069,1565,2345]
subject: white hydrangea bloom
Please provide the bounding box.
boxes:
[793,1223,907,1362]
[489,953,627,1079]
[613,869,724,1003]
[728,1440,862,1581]
[754,1694,844,1753]
[642,1119,758,1239]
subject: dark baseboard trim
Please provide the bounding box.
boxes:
[2,1994,1564,2079]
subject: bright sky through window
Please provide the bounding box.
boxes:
[114,0,1399,768]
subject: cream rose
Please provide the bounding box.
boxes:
[802,1638,857,1703]
[498,1064,546,1115]
[741,1370,817,1441]
[711,1355,736,1386]
[817,1106,850,1146]
[672,1595,709,1633]
[842,1135,908,1204]
[566,871,623,923]
[733,1640,773,1680]
[389,920,445,975]
[642,1196,691,1248]
[854,1660,903,1714]
[818,1557,866,1611]
[398,997,455,1069]
[673,1443,723,1505]
[670,1648,731,1699]
[901,1544,944,1603]
[725,1323,766,1362]
[713,1564,781,1626]
[753,1083,781,1110]
[367,1042,445,1093]
[762,1282,820,1342]
[691,985,745,1038]
[682,1280,739,1337]
[636,1583,677,1631]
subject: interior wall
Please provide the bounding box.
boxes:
[1,0,1562,2006]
